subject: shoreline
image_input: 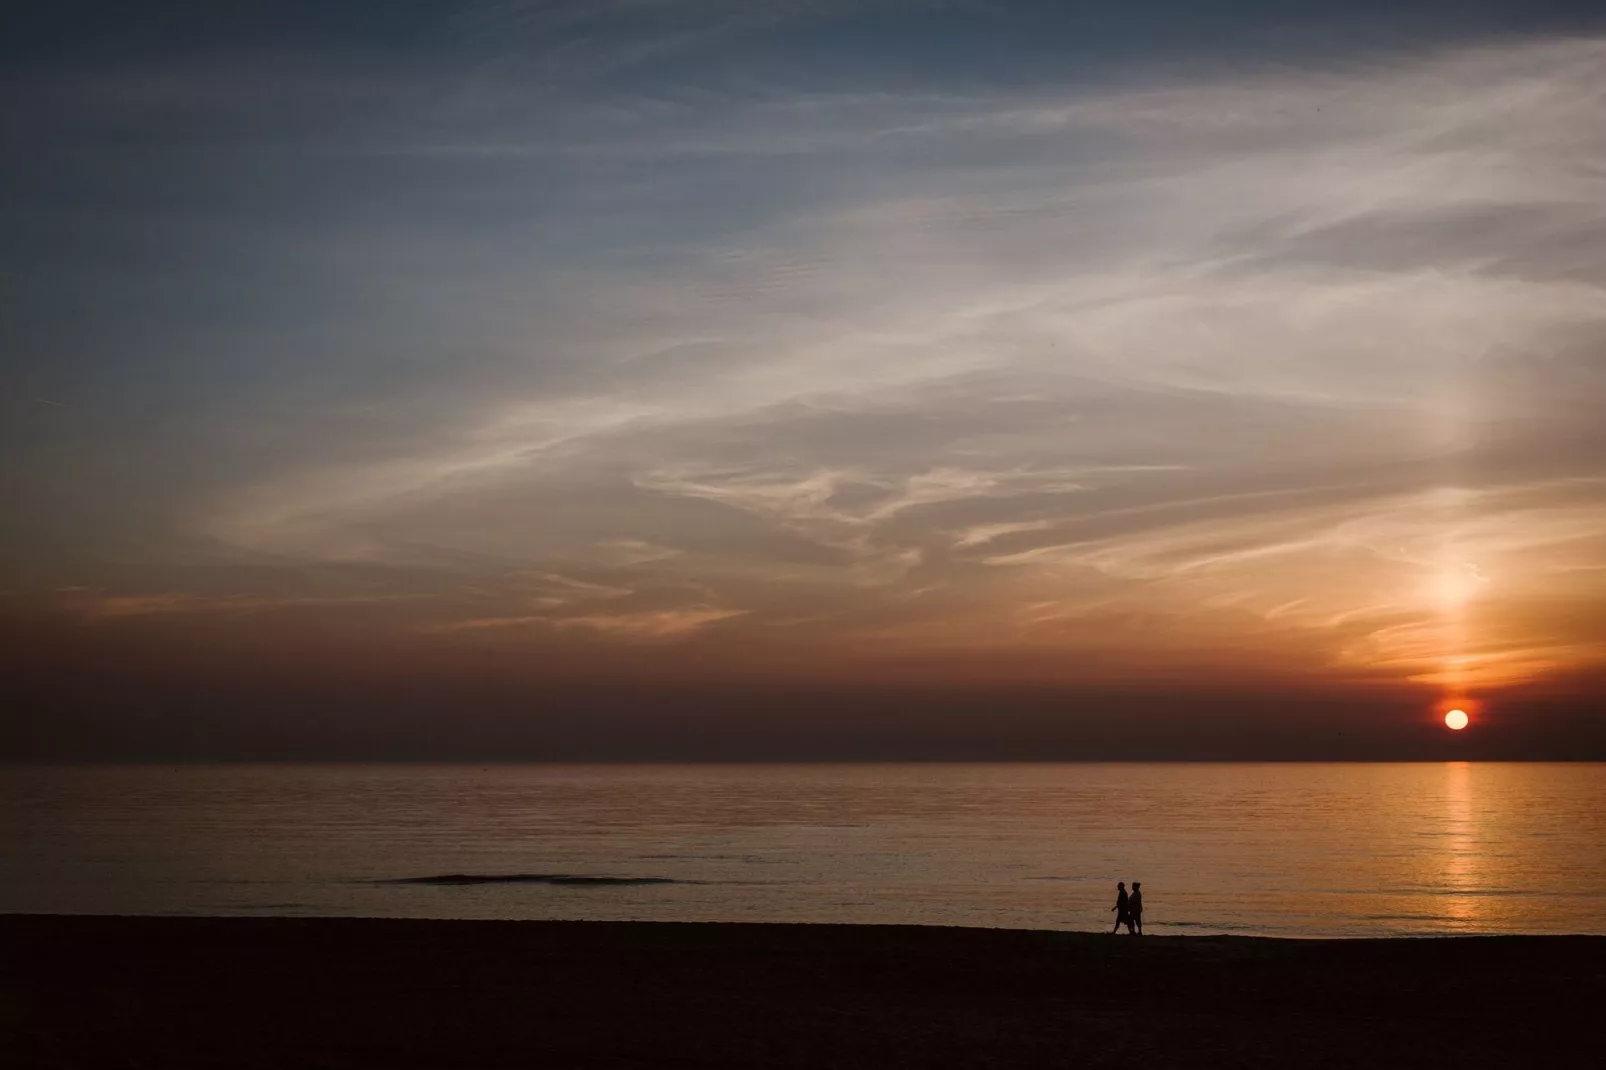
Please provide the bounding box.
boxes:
[7,915,1599,1066]
[6,909,1604,940]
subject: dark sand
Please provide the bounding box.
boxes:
[5,916,1599,1068]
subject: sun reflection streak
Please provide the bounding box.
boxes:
[1440,761,1484,931]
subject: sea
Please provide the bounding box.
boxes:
[5,762,1603,938]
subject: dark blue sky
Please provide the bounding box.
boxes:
[7,2,1603,60]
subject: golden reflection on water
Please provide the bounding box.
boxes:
[1441,761,1483,930]
[6,763,1604,935]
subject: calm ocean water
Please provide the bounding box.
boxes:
[5,763,1603,937]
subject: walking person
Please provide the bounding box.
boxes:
[1110,881,1133,934]
[1129,881,1144,936]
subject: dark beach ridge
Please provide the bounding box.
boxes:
[5,915,1599,1068]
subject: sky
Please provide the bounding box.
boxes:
[4,1,1605,759]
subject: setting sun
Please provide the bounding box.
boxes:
[1445,708,1470,731]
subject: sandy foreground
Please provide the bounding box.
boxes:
[3,915,1600,1068]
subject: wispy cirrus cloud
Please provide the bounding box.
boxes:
[8,12,1606,694]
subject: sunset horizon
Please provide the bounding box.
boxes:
[6,8,1606,1066]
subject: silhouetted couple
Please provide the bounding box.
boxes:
[1111,881,1143,935]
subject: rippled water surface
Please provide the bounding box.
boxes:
[5,763,1603,936]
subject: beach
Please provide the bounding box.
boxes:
[5,916,1599,1067]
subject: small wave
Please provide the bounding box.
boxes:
[233,903,307,909]
[378,873,691,887]
[636,853,795,864]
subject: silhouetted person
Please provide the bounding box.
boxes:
[1111,881,1133,934]
[1130,882,1144,935]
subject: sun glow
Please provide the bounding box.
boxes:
[1444,708,1470,731]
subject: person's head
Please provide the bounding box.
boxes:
[1117,881,1125,889]
[1133,882,1141,890]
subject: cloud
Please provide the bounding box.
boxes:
[13,29,1606,688]
[556,606,747,638]
[53,588,425,620]
[980,480,1606,683]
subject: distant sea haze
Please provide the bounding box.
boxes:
[6,763,1603,938]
